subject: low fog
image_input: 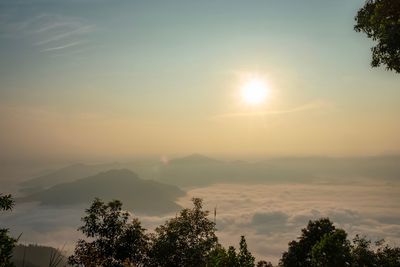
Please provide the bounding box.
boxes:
[2,154,400,264]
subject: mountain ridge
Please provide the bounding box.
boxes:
[19,169,185,216]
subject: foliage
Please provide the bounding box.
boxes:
[0,194,17,267]
[279,218,336,267]
[68,198,149,266]
[257,261,274,267]
[149,198,218,266]
[375,243,400,267]
[354,0,400,73]
[0,230,17,267]
[226,246,239,266]
[351,235,400,267]
[207,237,256,267]
[310,229,352,267]
[237,236,255,267]
[207,244,230,267]
[280,218,400,267]
[0,194,14,211]
[67,197,400,267]
[351,235,378,267]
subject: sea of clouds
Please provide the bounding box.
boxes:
[3,182,400,264]
[177,183,400,263]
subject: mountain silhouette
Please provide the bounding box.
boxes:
[19,163,123,194]
[20,169,185,215]
[169,153,221,165]
[12,244,68,267]
[157,154,400,187]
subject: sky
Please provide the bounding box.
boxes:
[1,0,400,161]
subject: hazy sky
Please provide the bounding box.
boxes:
[1,0,400,161]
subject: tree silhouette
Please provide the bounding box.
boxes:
[279,218,336,267]
[237,236,255,267]
[226,246,239,267]
[149,198,218,266]
[355,0,400,73]
[206,237,256,267]
[0,194,17,267]
[350,235,376,267]
[207,244,230,267]
[351,235,400,267]
[66,198,400,267]
[68,198,149,266]
[310,229,352,267]
[257,260,273,267]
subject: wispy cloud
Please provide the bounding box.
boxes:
[214,100,334,119]
[0,13,95,54]
[40,41,85,52]
[35,25,94,46]
[33,19,83,34]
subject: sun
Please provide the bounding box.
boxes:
[240,77,269,106]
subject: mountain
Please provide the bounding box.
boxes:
[169,153,221,165]
[19,163,123,194]
[12,244,69,267]
[19,169,185,215]
[156,154,400,187]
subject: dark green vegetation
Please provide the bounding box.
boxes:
[20,169,184,215]
[279,218,400,267]
[149,198,218,266]
[355,0,400,73]
[64,197,400,267]
[68,198,149,266]
[1,194,17,267]
[68,198,262,267]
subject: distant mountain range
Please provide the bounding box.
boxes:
[12,244,69,267]
[18,154,400,191]
[169,153,221,165]
[19,162,123,194]
[156,154,400,186]
[19,169,185,215]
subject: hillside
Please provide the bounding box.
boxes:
[19,163,123,194]
[12,244,69,267]
[169,153,221,165]
[19,169,185,215]
[156,154,400,186]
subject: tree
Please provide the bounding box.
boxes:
[68,198,149,266]
[354,0,400,73]
[226,246,239,267]
[149,198,218,267]
[0,195,13,211]
[0,194,17,267]
[279,218,336,267]
[351,235,377,267]
[207,237,257,267]
[351,235,400,267]
[207,244,229,267]
[237,236,255,267]
[375,242,400,267]
[310,229,352,267]
[257,261,273,267]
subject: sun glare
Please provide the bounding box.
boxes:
[240,78,269,106]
